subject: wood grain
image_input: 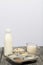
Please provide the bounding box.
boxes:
[0,46,43,65]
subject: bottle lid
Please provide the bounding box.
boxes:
[5,28,11,33]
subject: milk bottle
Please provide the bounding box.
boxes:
[4,28,12,56]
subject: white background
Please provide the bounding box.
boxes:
[0,0,43,47]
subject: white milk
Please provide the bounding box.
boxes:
[4,29,12,56]
[27,44,37,54]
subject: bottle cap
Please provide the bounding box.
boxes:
[5,28,11,33]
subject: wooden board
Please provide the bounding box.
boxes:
[0,46,43,65]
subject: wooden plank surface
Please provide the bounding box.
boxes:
[0,46,43,65]
[32,55,43,65]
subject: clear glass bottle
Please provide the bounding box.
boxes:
[4,28,13,56]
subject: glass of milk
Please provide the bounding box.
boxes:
[26,43,40,55]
